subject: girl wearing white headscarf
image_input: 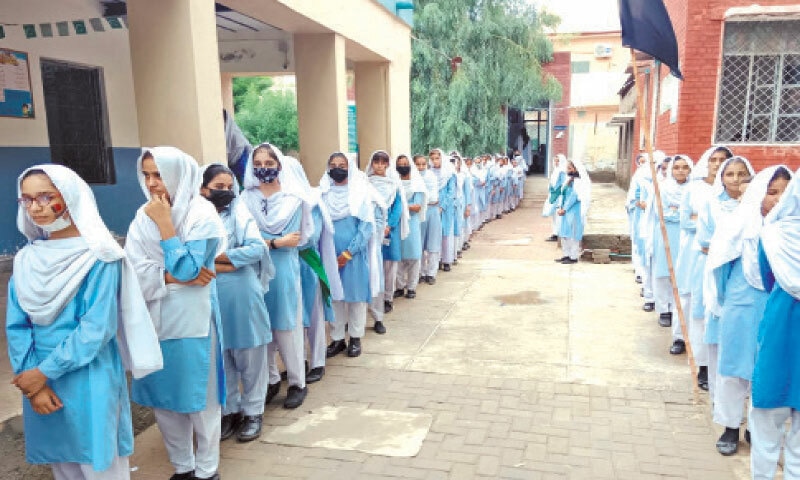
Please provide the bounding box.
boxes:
[638,151,669,312]
[280,156,342,384]
[239,143,313,411]
[126,147,227,480]
[451,154,470,259]
[546,154,567,241]
[395,154,428,298]
[199,164,273,443]
[554,158,591,264]
[465,157,482,239]
[321,152,379,358]
[431,148,457,271]
[8,164,161,480]
[365,150,409,332]
[706,165,793,457]
[750,169,800,478]
[626,153,649,275]
[676,145,732,390]
[697,156,754,404]
[650,154,694,352]
[416,153,441,285]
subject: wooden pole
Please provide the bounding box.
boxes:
[629,49,697,393]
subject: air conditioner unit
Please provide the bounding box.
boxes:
[595,44,613,58]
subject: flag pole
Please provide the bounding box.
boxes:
[629,49,697,394]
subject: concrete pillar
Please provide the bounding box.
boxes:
[354,62,390,159]
[294,33,348,183]
[127,0,225,164]
[221,73,235,117]
[387,40,411,156]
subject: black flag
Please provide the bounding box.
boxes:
[619,0,683,79]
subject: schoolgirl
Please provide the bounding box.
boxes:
[554,158,592,264]
[394,154,427,299]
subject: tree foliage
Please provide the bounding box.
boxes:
[233,77,299,152]
[411,0,562,155]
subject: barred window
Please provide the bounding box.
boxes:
[715,20,800,144]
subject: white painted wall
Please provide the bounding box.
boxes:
[0,0,140,148]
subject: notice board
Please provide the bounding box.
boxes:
[0,49,34,118]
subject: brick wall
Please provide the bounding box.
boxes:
[664,0,800,171]
[543,51,571,160]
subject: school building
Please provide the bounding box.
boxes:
[0,0,413,253]
[614,0,800,188]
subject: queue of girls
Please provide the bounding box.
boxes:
[5,145,527,480]
[625,147,800,479]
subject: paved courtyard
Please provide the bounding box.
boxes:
[2,177,748,479]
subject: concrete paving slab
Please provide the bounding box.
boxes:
[261,406,433,457]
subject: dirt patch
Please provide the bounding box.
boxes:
[495,290,544,305]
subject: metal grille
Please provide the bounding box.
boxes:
[715,20,800,144]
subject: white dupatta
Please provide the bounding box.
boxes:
[15,164,162,379]
[761,169,800,300]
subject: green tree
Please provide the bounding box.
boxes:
[411,0,562,155]
[232,77,299,152]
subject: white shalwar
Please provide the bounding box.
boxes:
[750,406,800,480]
[52,456,130,480]
[331,301,367,340]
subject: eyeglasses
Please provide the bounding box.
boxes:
[17,193,60,209]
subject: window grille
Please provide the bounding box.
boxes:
[715,20,800,144]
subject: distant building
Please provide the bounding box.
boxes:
[616,0,800,188]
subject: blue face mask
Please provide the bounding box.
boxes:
[254,167,279,183]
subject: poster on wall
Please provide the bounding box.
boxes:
[0,49,34,118]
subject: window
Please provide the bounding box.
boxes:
[715,20,800,144]
[571,61,590,74]
[40,59,115,183]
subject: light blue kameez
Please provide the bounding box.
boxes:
[557,183,584,240]
[715,258,770,380]
[382,194,403,262]
[262,209,302,331]
[652,195,682,279]
[132,237,226,413]
[217,208,271,350]
[752,243,800,409]
[300,206,334,326]
[439,176,457,236]
[333,215,373,303]
[7,259,133,470]
[401,192,424,260]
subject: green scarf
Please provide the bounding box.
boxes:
[299,247,332,306]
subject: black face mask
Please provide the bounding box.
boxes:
[396,165,411,176]
[568,171,580,178]
[207,189,235,209]
[329,167,348,183]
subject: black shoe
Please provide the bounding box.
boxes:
[384,301,393,314]
[560,258,578,264]
[642,302,655,312]
[427,276,436,285]
[348,337,362,357]
[265,382,280,405]
[640,288,644,298]
[716,427,739,456]
[443,264,451,272]
[659,312,672,327]
[745,429,751,445]
[635,276,642,284]
[306,366,325,384]
[405,290,416,299]
[457,251,463,259]
[463,242,471,250]
[220,412,242,441]
[236,415,262,442]
[280,370,288,381]
[326,339,347,358]
[283,385,308,409]
[199,473,220,480]
[374,321,386,335]
[697,366,709,391]
[555,256,569,263]
[170,472,195,480]
[669,339,686,355]
[546,235,558,242]
[393,289,404,298]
